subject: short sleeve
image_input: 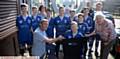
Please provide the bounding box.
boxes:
[33,31,48,42]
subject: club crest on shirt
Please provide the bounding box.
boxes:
[68,35,72,39]
[88,20,90,24]
[32,18,35,21]
[57,20,60,23]
[79,25,82,28]
[37,18,40,21]
[28,19,31,24]
[83,27,85,30]
[19,20,23,24]
[79,32,83,37]
[64,19,67,23]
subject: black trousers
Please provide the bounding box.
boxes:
[55,41,61,59]
[63,44,81,59]
[82,37,88,56]
[62,39,82,59]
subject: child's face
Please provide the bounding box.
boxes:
[59,8,64,16]
[32,8,38,14]
[83,9,89,15]
[41,7,46,12]
[78,16,84,22]
[47,11,52,17]
[70,11,75,17]
[21,6,28,13]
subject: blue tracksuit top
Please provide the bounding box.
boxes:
[84,16,95,34]
[31,15,41,31]
[63,30,84,39]
[46,17,54,38]
[16,15,32,45]
[53,16,71,37]
[78,22,88,37]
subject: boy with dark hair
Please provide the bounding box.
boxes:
[52,6,71,58]
[82,7,95,57]
[16,3,32,56]
[31,6,41,31]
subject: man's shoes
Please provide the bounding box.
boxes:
[88,51,92,57]
[95,51,99,57]
[88,49,93,57]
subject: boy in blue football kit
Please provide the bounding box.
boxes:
[52,7,71,58]
[77,13,89,59]
[77,13,88,36]
[46,8,54,38]
[82,7,95,57]
[45,9,56,59]
[16,3,32,56]
[31,6,41,31]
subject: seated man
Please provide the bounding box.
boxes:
[62,21,85,59]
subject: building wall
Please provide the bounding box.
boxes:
[0,32,19,56]
[0,0,19,55]
[104,0,120,13]
[0,0,34,56]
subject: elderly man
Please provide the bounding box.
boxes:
[95,15,116,59]
[32,19,62,59]
[62,21,84,59]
